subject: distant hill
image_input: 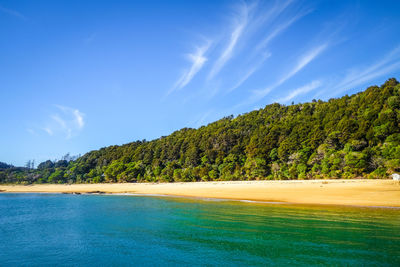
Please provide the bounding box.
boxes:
[1,78,399,184]
[0,162,13,169]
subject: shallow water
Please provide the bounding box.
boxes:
[0,193,399,266]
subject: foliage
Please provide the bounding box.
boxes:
[1,78,399,183]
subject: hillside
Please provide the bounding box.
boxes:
[1,78,399,184]
[0,162,13,169]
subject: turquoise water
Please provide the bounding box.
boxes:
[0,194,399,266]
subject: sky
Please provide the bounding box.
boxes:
[1,0,400,166]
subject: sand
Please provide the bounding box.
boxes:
[1,179,400,207]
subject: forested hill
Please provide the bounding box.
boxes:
[0,162,13,169]
[1,78,400,184]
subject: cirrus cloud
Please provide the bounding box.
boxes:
[39,105,85,139]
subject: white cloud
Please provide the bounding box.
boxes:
[242,43,328,106]
[39,105,85,139]
[277,80,321,103]
[227,52,271,93]
[323,45,400,97]
[228,66,258,93]
[26,128,36,135]
[172,0,307,99]
[222,2,312,94]
[278,43,328,86]
[208,2,251,80]
[192,110,214,128]
[256,10,311,52]
[169,41,211,95]
[73,109,85,129]
[54,105,85,129]
[84,33,97,44]
[0,5,27,20]
[42,127,53,136]
[250,0,294,32]
[51,114,67,129]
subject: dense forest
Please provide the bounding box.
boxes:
[1,78,399,184]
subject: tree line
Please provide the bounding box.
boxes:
[1,78,399,184]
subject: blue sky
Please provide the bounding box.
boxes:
[1,0,400,166]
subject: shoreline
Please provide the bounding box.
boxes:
[1,179,400,208]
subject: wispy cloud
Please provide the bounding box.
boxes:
[55,105,85,129]
[192,109,214,128]
[73,110,85,129]
[0,5,27,20]
[84,33,97,44]
[51,114,74,139]
[256,10,311,52]
[41,105,85,139]
[277,80,321,103]
[173,0,308,99]
[227,52,271,93]
[242,43,328,106]
[278,43,328,86]
[42,127,53,136]
[26,128,37,136]
[51,114,67,129]
[208,2,252,80]
[250,0,294,32]
[322,45,400,97]
[221,1,312,95]
[168,41,211,95]
[229,4,312,92]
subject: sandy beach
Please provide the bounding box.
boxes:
[1,179,400,207]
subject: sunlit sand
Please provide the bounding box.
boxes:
[1,179,400,207]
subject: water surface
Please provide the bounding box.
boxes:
[0,193,399,266]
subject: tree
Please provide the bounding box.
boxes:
[25,160,32,169]
[2,78,399,184]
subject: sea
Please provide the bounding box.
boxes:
[0,193,399,266]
